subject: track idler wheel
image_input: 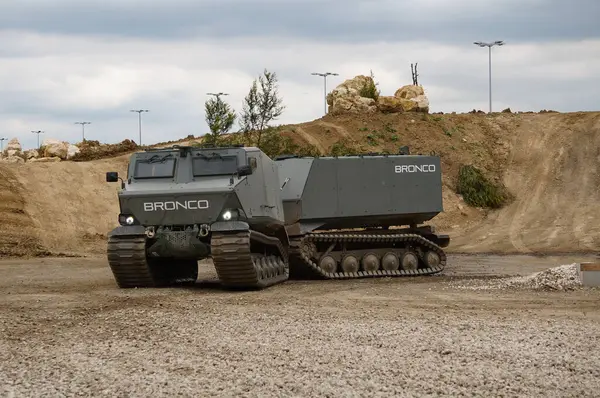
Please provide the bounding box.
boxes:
[361,253,380,272]
[424,250,441,268]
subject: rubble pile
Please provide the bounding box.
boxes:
[0,137,82,163]
[326,75,429,115]
[451,263,582,291]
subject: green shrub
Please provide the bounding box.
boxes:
[328,138,364,156]
[457,165,513,209]
[257,128,319,158]
[359,70,380,101]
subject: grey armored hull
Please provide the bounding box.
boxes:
[276,154,450,280]
[104,145,450,291]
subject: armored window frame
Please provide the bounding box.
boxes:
[192,155,239,176]
[133,158,177,179]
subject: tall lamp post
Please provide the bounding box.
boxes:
[473,40,504,113]
[130,109,149,145]
[311,72,338,115]
[31,130,44,148]
[74,121,91,141]
[207,92,229,100]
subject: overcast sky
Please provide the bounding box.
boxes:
[1,0,599,150]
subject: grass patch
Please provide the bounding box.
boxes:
[457,165,513,209]
[359,70,381,101]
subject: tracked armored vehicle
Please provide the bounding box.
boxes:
[105,144,449,290]
[276,152,449,280]
[105,145,289,289]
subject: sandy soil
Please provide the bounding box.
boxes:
[2,254,600,397]
[2,111,600,257]
[450,112,600,253]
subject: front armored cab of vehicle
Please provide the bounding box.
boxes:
[105,145,289,289]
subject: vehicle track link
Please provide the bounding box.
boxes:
[210,230,289,289]
[107,235,198,288]
[288,231,446,280]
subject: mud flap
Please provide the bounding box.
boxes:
[107,225,146,238]
[210,221,250,233]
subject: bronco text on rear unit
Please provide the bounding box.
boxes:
[394,164,436,173]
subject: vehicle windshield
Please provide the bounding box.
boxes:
[133,154,176,179]
[192,153,238,176]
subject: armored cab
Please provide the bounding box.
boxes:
[276,152,450,279]
[105,145,289,289]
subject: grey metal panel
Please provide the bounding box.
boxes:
[389,155,443,214]
[336,156,391,216]
[234,149,285,222]
[120,191,240,226]
[300,159,338,219]
[234,150,267,218]
[276,158,314,201]
[299,154,443,220]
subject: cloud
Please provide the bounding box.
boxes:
[1,0,598,43]
[0,0,599,150]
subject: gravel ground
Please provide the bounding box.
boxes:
[1,254,600,397]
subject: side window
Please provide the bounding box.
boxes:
[249,157,257,170]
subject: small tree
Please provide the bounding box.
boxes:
[239,68,285,146]
[359,70,380,101]
[204,95,236,146]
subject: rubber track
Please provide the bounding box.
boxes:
[210,230,289,289]
[289,232,446,279]
[107,235,164,287]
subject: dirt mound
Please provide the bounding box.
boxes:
[2,110,600,258]
[70,139,139,161]
[70,135,201,162]
[450,263,583,291]
[0,166,48,256]
[283,111,600,253]
[449,112,600,253]
[1,155,130,256]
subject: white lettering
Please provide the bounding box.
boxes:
[394,164,436,173]
[143,200,209,211]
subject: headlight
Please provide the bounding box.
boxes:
[220,209,239,221]
[118,214,137,226]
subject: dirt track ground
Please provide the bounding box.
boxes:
[2,254,600,397]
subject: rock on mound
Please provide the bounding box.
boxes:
[326,75,378,115]
[451,264,582,291]
[326,75,429,115]
[1,137,82,163]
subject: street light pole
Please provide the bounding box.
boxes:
[0,138,7,153]
[311,72,338,115]
[74,121,91,141]
[31,130,44,148]
[207,92,229,101]
[130,109,149,146]
[474,40,504,113]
